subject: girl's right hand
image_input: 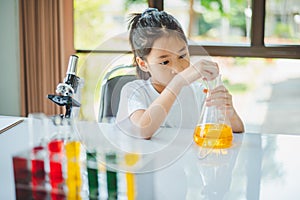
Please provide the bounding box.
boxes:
[194,59,219,81]
[176,59,219,86]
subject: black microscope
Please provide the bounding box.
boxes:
[48,55,82,118]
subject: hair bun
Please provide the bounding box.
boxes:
[141,8,159,17]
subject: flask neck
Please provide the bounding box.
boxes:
[206,74,223,91]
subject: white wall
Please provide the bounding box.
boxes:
[0,0,21,116]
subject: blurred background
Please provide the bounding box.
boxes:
[73,0,300,134]
[1,0,299,134]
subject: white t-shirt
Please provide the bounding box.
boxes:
[116,78,206,130]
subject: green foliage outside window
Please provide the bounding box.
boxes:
[74,0,107,49]
[196,0,248,36]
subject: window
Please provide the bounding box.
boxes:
[74,0,300,131]
[75,0,300,58]
[74,0,147,51]
[165,0,252,45]
[265,0,300,45]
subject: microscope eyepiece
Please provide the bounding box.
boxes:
[66,55,78,75]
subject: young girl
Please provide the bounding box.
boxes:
[116,8,244,139]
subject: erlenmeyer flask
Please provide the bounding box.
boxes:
[193,75,233,148]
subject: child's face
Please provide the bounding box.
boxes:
[139,36,190,92]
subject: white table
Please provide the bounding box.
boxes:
[1,117,300,199]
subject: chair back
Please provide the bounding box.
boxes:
[98,65,136,122]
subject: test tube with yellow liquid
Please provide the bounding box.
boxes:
[65,140,82,199]
[124,153,139,200]
[62,118,86,199]
[193,75,233,149]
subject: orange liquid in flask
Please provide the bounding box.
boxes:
[194,123,233,148]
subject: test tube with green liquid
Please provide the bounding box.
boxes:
[86,151,99,199]
[106,152,118,200]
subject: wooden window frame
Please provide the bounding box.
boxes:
[76,0,300,59]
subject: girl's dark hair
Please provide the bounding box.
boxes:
[128,8,187,80]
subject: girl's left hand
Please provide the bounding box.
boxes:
[205,85,235,118]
